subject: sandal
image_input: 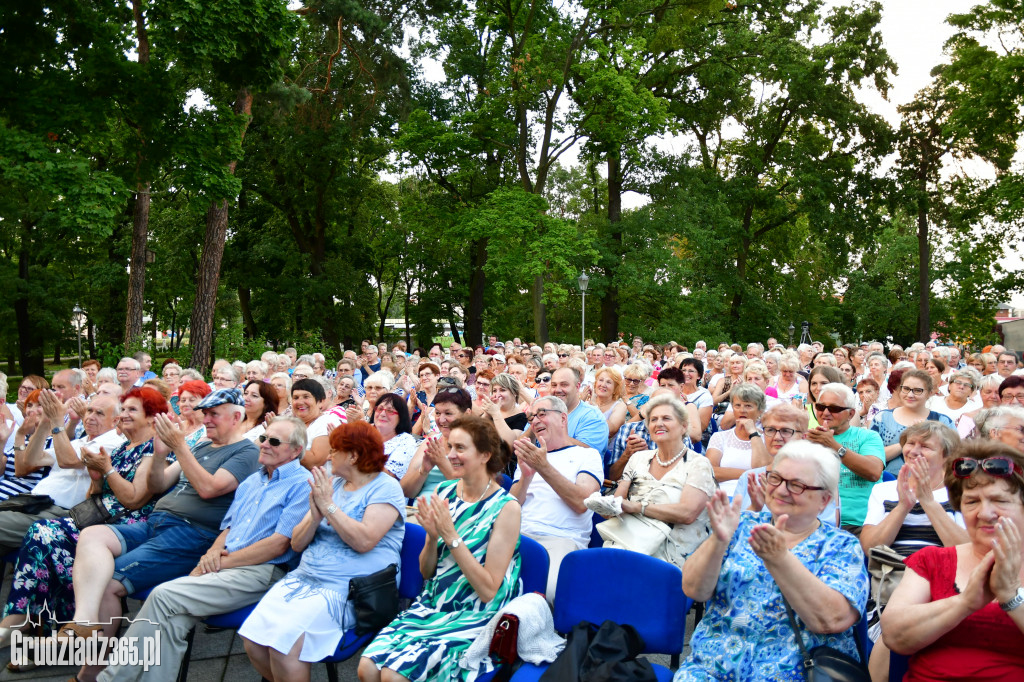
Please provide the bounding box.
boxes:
[55,622,103,640]
[7,660,38,671]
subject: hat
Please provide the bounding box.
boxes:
[491,354,506,363]
[196,388,244,410]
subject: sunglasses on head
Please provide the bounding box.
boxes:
[258,435,284,447]
[952,456,1023,479]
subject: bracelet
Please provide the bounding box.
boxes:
[641,501,649,517]
[103,468,116,479]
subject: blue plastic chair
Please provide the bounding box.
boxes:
[589,515,605,548]
[889,651,910,681]
[882,470,897,482]
[510,548,690,682]
[499,473,514,492]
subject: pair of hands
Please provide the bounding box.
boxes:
[706,490,791,563]
[805,426,841,451]
[512,434,550,477]
[308,465,335,519]
[416,492,456,543]
[80,445,115,481]
[421,434,448,473]
[895,457,935,510]
[961,517,1023,611]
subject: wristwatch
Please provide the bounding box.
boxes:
[51,426,66,435]
[447,536,462,549]
[326,503,338,516]
[1000,587,1024,612]
[749,432,762,439]
[836,446,848,459]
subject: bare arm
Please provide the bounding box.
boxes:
[433,496,521,603]
[16,422,54,475]
[621,484,711,525]
[605,403,628,439]
[682,492,740,601]
[303,434,330,469]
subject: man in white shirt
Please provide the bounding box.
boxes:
[511,396,602,600]
[0,393,125,551]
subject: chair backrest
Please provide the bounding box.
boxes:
[498,473,513,492]
[589,516,605,548]
[882,470,897,482]
[553,548,687,655]
[400,523,428,599]
[517,535,550,596]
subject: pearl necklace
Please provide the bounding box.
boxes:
[655,446,686,467]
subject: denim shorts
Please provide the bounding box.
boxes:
[110,511,220,594]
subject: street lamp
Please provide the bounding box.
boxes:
[577,272,589,348]
[72,304,85,368]
[787,322,795,347]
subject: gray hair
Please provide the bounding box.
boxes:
[976,406,1024,439]
[534,395,568,413]
[949,368,980,392]
[774,441,840,500]
[269,372,292,393]
[55,368,83,388]
[297,354,316,367]
[867,352,889,369]
[246,360,268,375]
[313,375,335,401]
[643,394,689,430]
[729,383,767,413]
[181,368,204,382]
[275,415,308,451]
[623,363,651,381]
[979,374,1004,392]
[542,353,558,365]
[96,367,118,385]
[899,421,960,458]
[817,382,856,409]
[814,353,838,367]
[0,372,7,397]
[118,356,141,371]
[364,370,394,391]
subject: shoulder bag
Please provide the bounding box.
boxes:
[867,544,906,613]
[781,595,868,682]
[349,563,400,635]
[69,494,125,529]
[0,494,54,515]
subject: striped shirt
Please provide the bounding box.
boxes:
[0,448,49,501]
[863,480,964,557]
[220,457,311,567]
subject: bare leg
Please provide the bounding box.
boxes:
[868,640,890,682]
[381,668,411,682]
[243,638,274,681]
[357,658,382,682]
[268,634,310,682]
[70,526,122,622]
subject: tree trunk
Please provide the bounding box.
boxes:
[404,281,412,349]
[238,287,257,339]
[188,87,253,371]
[464,239,488,347]
[446,304,461,344]
[916,149,931,343]
[124,184,150,345]
[600,153,622,344]
[87,319,96,359]
[53,340,61,365]
[15,223,44,376]
[532,274,549,344]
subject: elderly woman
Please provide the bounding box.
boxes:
[623,362,652,411]
[872,369,954,475]
[928,368,981,424]
[711,353,747,405]
[269,372,292,414]
[241,379,279,442]
[370,393,419,480]
[978,352,998,376]
[176,380,213,449]
[596,395,716,569]
[241,421,405,682]
[677,441,867,680]
[478,374,529,459]
[161,363,183,413]
[866,352,891,401]
[410,362,441,437]
[0,387,168,636]
[533,369,552,398]
[859,421,967,679]
[588,367,629,443]
[401,389,474,499]
[856,378,884,429]
[15,375,48,415]
[975,406,1024,453]
[707,384,766,498]
[1002,376,1024,408]
[882,440,1024,679]
[772,355,808,402]
[359,416,522,682]
[4,390,53,499]
[763,351,782,382]
[357,370,394,419]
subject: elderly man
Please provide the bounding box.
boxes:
[997,351,1020,379]
[0,393,125,552]
[61,388,260,640]
[245,361,268,383]
[549,367,609,455]
[135,352,157,382]
[359,344,382,382]
[93,417,311,682]
[115,357,142,394]
[48,368,87,438]
[977,406,1024,452]
[733,403,837,524]
[806,382,885,534]
[512,396,602,599]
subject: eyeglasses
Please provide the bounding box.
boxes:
[766,471,825,495]
[899,386,926,397]
[528,408,564,421]
[952,456,1023,479]
[992,424,1024,438]
[258,435,284,447]
[536,376,551,383]
[375,407,399,418]
[624,378,643,385]
[813,403,850,414]
[1002,393,1024,405]
[763,427,799,439]
[950,380,974,390]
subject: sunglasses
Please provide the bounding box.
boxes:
[558,353,570,358]
[258,435,285,447]
[813,403,850,414]
[952,457,1023,479]
[536,376,551,383]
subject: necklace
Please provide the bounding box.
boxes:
[655,446,687,467]
[461,479,492,503]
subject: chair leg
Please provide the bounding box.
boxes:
[176,625,196,682]
[326,661,338,682]
[693,601,704,627]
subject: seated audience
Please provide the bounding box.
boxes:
[706,384,766,498]
[370,393,418,480]
[401,388,473,500]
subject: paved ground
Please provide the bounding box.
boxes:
[0,587,695,681]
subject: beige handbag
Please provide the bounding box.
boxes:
[597,512,672,555]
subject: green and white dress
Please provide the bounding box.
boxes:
[363,479,522,682]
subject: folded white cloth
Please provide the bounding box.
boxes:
[461,593,565,672]
[584,491,623,517]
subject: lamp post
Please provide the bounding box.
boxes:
[577,272,589,349]
[787,323,795,348]
[72,304,84,368]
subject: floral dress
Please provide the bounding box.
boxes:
[3,438,171,624]
[674,510,868,681]
[363,479,522,682]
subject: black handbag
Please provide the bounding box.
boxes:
[782,596,868,682]
[0,494,54,515]
[349,563,399,635]
[69,494,123,529]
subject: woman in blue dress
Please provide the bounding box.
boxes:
[676,440,868,681]
[240,420,405,682]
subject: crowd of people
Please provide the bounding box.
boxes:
[0,334,1021,681]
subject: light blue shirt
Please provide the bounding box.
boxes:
[566,401,609,456]
[734,466,839,526]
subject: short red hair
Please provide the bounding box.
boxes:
[329,421,386,474]
[178,380,212,399]
[122,386,169,417]
[24,389,43,406]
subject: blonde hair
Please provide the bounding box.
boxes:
[594,367,625,401]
